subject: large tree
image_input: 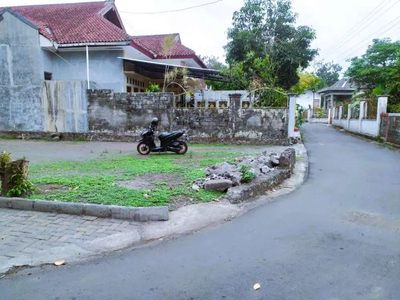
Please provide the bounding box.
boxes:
[201,56,243,90]
[315,61,342,88]
[291,73,321,95]
[201,55,227,70]
[225,0,318,90]
[346,38,400,111]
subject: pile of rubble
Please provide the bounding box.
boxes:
[193,149,294,193]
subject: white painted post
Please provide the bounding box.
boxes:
[328,108,332,125]
[347,106,351,130]
[86,45,90,90]
[288,93,296,137]
[364,101,368,119]
[339,106,343,120]
[307,108,312,122]
[359,100,366,133]
[376,95,388,136]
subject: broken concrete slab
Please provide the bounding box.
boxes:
[279,148,296,170]
[204,179,233,192]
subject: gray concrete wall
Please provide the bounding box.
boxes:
[42,80,88,133]
[42,49,54,75]
[0,11,43,131]
[52,50,125,92]
[187,90,248,103]
[88,91,288,145]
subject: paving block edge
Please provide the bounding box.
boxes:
[0,197,169,221]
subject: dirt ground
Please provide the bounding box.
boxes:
[0,139,284,164]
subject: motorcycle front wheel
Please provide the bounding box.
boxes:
[137,142,151,155]
[177,142,188,155]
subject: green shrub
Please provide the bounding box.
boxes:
[240,165,256,184]
[146,83,161,93]
[7,169,35,197]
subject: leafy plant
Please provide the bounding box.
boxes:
[240,165,256,184]
[7,169,35,197]
[0,152,34,197]
[300,132,305,142]
[313,107,327,118]
[296,104,306,127]
[0,151,11,173]
[146,82,161,93]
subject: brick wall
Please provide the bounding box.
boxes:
[87,90,289,145]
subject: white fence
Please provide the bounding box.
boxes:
[331,96,388,137]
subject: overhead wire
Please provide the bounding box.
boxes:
[320,0,393,57]
[333,17,400,64]
[322,0,399,60]
[120,0,222,15]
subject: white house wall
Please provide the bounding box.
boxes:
[296,90,320,109]
[42,49,54,74]
[52,49,125,92]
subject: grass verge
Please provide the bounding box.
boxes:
[28,150,249,208]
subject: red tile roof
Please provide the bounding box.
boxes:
[130,33,197,58]
[130,33,207,68]
[2,1,129,45]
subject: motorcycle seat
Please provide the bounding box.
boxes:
[159,131,182,140]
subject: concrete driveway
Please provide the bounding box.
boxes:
[1,124,400,299]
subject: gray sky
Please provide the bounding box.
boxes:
[3,0,400,71]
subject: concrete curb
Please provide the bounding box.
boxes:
[237,143,309,213]
[0,198,169,222]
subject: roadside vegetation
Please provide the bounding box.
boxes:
[28,150,253,208]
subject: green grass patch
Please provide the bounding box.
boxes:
[29,150,245,207]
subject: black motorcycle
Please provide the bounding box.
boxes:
[137,117,189,155]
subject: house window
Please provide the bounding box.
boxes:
[44,72,52,80]
[126,76,146,93]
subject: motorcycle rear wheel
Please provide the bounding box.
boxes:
[137,142,151,155]
[177,142,188,155]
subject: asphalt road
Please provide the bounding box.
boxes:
[2,124,400,300]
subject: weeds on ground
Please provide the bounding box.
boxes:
[29,151,246,207]
[73,137,88,142]
[240,165,256,184]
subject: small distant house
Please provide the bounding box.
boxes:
[317,79,356,110]
[0,0,218,93]
[295,89,321,109]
